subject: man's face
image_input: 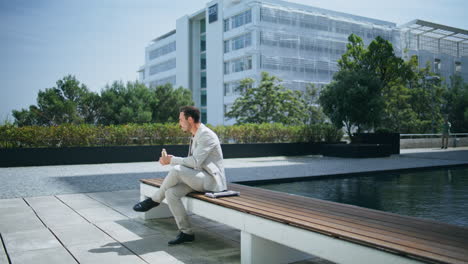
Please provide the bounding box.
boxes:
[179,112,191,132]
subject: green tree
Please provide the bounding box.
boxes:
[303,84,325,125]
[405,60,446,133]
[446,75,468,132]
[12,75,97,126]
[319,69,383,137]
[381,82,417,132]
[98,81,156,125]
[225,72,307,125]
[320,34,414,136]
[152,83,194,123]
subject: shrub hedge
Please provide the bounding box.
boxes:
[0,123,343,148]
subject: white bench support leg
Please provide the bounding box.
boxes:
[139,194,173,220]
[241,231,311,264]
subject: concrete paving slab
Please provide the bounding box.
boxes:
[88,189,141,202]
[35,210,90,228]
[110,205,141,219]
[95,219,161,242]
[120,234,195,264]
[87,190,141,209]
[8,246,77,264]
[139,217,179,237]
[85,190,143,219]
[24,196,70,210]
[3,228,61,253]
[0,198,28,209]
[182,227,240,262]
[0,239,7,262]
[76,206,128,223]
[56,193,108,210]
[0,212,45,234]
[0,206,35,219]
[203,224,241,243]
[50,222,115,247]
[0,242,5,255]
[0,255,7,264]
[68,241,147,264]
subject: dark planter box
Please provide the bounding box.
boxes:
[0,145,188,167]
[0,143,322,167]
[352,133,400,154]
[321,143,393,158]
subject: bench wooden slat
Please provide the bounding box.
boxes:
[232,183,468,241]
[223,190,468,259]
[141,178,468,264]
[231,183,468,246]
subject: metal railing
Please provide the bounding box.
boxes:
[400,133,468,138]
[400,133,468,148]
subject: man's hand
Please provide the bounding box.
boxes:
[159,155,173,166]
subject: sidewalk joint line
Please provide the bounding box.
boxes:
[0,233,12,264]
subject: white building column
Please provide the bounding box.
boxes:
[176,15,191,91]
[206,0,225,125]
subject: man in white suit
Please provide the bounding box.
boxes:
[133,106,227,245]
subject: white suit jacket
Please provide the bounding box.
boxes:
[170,124,227,192]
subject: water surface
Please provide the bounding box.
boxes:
[245,166,468,227]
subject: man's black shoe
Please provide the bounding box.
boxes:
[168,232,195,246]
[133,198,159,212]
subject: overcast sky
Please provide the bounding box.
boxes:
[1,0,467,122]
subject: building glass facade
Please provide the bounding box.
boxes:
[139,0,468,125]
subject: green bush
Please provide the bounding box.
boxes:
[0,123,343,148]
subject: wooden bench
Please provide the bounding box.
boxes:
[140,178,468,264]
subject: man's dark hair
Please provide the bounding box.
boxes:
[179,106,201,123]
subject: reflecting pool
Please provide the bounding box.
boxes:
[245,166,468,227]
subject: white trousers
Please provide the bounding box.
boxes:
[151,165,215,234]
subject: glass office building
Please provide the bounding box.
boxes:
[138,0,468,125]
[398,20,468,84]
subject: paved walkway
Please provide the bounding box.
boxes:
[0,147,467,264]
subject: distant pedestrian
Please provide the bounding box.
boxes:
[441,118,451,149]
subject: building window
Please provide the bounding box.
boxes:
[224,83,230,96]
[149,75,176,88]
[149,41,176,60]
[224,40,230,53]
[225,56,252,75]
[224,19,230,32]
[201,34,206,52]
[201,111,207,123]
[201,72,207,88]
[455,62,461,73]
[434,58,441,74]
[201,53,206,70]
[231,9,252,30]
[224,80,252,96]
[149,58,176,75]
[201,94,207,107]
[200,19,206,34]
[231,32,252,51]
[201,89,207,108]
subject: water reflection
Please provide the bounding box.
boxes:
[247,167,468,227]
